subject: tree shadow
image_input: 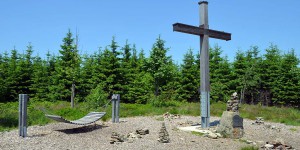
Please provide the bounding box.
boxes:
[55,124,108,134]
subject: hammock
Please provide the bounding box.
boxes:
[45,112,106,125]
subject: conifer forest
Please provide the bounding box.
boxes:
[0,30,299,108]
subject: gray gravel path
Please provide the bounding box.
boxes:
[0,115,299,150]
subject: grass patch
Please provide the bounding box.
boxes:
[155,116,165,121]
[289,128,298,132]
[239,104,300,126]
[191,131,205,136]
[240,146,259,150]
[1,100,300,132]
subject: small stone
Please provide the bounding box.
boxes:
[207,132,218,139]
[216,133,222,138]
[246,140,253,144]
[264,124,271,128]
[264,144,274,149]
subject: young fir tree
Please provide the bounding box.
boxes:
[178,49,198,102]
[50,30,80,101]
[232,50,247,102]
[127,49,153,104]
[277,49,300,106]
[0,52,10,102]
[78,54,96,101]
[147,36,173,96]
[7,49,21,101]
[243,47,261,104]
[18,44,33,96]
[30,56,49,101]
[99,37,122,97]
[119,40,132,102]
[209,46,232,102]
[260,44,281,105]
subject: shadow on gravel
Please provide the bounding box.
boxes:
[30,132,51,138]
[56,124,108,134]
[210,120,220,126]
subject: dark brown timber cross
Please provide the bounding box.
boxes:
[173,1,231,128]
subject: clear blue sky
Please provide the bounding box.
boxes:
[1,0,299,64]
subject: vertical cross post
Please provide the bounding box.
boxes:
[111,94,120,123]
[19,94,28,137]
[173,1,231,129]
[199,1,210,128]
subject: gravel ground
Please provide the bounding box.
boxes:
[0,115,299,150]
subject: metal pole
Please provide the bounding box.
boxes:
[199,1,210,128]
[115,94,120,123]
[18,95,22,136]
[112,98,116,123]
[22,94,28,137]
[19,94,28,137]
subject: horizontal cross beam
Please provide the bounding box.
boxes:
[173,23,231,41]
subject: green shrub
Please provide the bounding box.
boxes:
[85,83,109,109]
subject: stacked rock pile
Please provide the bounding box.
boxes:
[252,117,264,125]
[158,122,170,143]
[226,92,239,112]
[110,128,150,144]
[163,112,181,120]
[136,128,149,135]
[110,132,126,144]
[262,139,294,149]
[217,92,244,139]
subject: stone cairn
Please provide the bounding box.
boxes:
[226,92,239,112]
[217,92,244,139]
[163,112,181,120]
[110,128,150,144]
[110,132,126,144]
[262,139,294,150]
[252,117,264,125]
[136,128,149,135]
[157,122,170,143]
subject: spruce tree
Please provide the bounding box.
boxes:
[260,44,281,105]
[50,30,80,101]
[209,46,232,102]
[277,49,300,106]
[7,49,21,101]
[0,52,10,102]
[178,49,198,102]
[30,56,49,101]
[147,36,173,96]
[119,40,132,102]
[18,44,33,96]
[127,49,153,104]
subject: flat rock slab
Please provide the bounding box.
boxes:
[178,126,210,134]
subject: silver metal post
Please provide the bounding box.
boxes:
[19,94,28,137]
[115,94,120,123]
[18,95,22,136]
[199,1,210,128]
[111,94,120,123]
[112,99,116,123]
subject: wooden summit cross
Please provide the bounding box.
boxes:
[173,1,231,128]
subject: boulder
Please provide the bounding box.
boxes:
[217,111,244,139]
